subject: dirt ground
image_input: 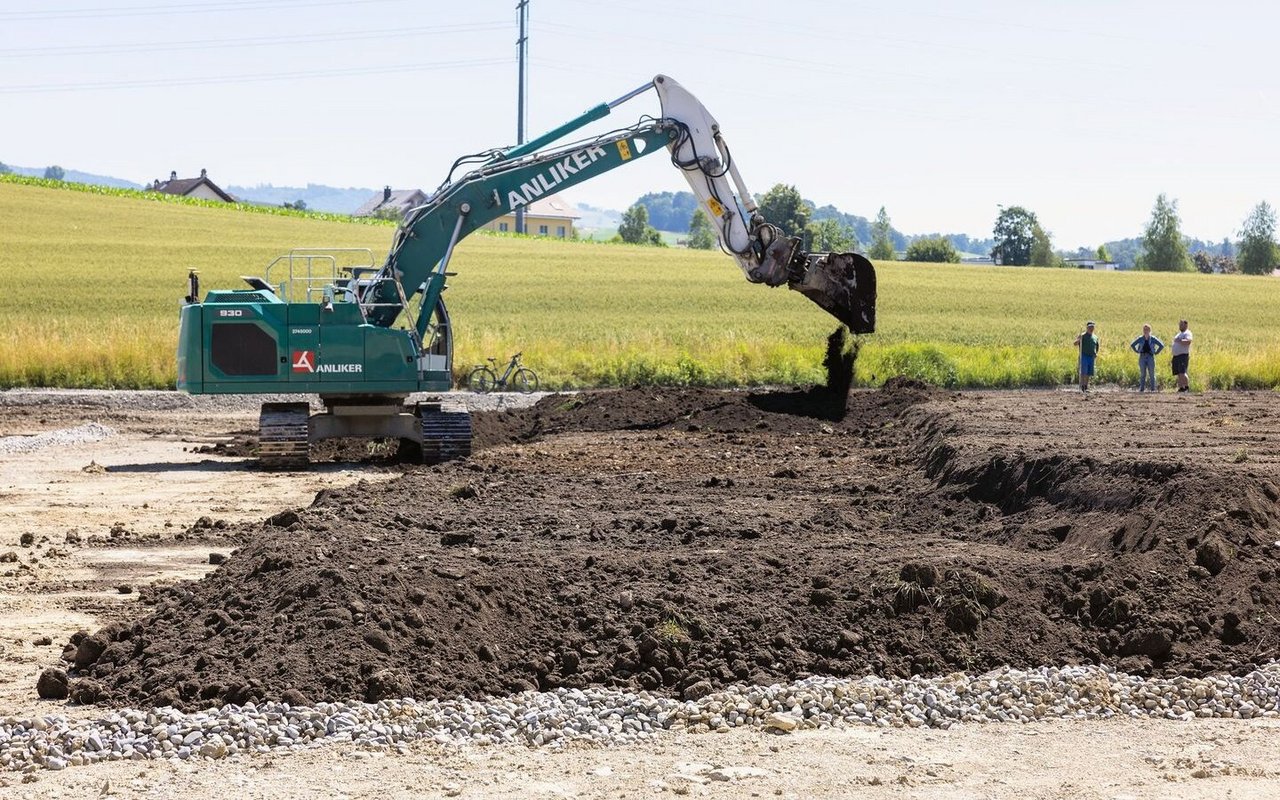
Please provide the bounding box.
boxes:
[2,386,1280,797]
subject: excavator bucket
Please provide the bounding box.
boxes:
[788,251,877,334]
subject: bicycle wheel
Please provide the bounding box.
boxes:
[511,367,540,394]
[467,366,497,393]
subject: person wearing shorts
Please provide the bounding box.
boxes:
[1074,321,1099,393]
[1171,319,1193,392]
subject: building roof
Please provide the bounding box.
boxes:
[147,169,235,202]
[518,194,580,220]
[353,188,428,217]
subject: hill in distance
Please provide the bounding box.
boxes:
[228,183,377,214]
[4,164,140,190]
[9,161,1221,263]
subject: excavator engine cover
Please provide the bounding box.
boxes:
[789,251,877,334]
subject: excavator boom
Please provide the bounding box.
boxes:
[652,75,874,332]
[177,74,875,468]
[363,74,874,335]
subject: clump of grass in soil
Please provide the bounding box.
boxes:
[655,618,689,644]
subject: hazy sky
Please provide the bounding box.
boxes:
[3,0,1277,248]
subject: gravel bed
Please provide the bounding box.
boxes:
[0,389,552,415]
[0,424,116,456]
[5,664,1279,774]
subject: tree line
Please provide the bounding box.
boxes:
[625,185,966,257]
[990,196,1278,275]
[627,188,991,257]
[621,186,1278,275]
[0,162,65,180]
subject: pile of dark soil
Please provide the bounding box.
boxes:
[58,385,1280,711]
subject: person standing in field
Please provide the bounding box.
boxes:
[1074,321,1099,393]
[1129,324,1165,392]
[1171,319,1193,392]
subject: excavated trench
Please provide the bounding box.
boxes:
[52,385,1280,710]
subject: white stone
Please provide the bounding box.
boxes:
[764,712,799,732]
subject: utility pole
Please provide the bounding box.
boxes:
[515,0,529,234]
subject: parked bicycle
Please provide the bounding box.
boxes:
[467,352,540,394]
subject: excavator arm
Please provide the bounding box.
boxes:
[361,74,875,339]
[176,75,876,468]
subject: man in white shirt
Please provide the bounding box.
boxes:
[1171,319,1193,393]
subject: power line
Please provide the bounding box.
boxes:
[0,0,408,22]
[0,21,507,58]
[0,56,510,93]
[533,19,1126,80]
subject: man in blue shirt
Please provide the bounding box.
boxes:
[1129,324,1165,392]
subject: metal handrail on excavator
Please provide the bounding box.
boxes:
[262,248,376,304]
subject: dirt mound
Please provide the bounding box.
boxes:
[473,381,935,450]
[902,401,1280,673]
[55,386,1280,710]
[195,379,931,463]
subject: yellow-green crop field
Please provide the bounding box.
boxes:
[3,176,1279,390]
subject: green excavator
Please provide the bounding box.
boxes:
[177,75,876,467]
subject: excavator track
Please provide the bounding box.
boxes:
[417,401,472,464]
[258,402,310,469]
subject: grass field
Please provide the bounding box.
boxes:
[580,227,683,246]
[3,176,1279,390]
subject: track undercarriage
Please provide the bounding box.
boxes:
[256,397,472,469]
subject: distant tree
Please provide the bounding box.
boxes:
[806,218,857,252]
[636,191,699,232]
[618,203,664,246]
[1237,201,1279,276]
[1219,237,1234,259]
[0,161,11,175]
[619,203,650,244]
[1193,252,1237,274]
[991,206,1037,266]
[1136,193,1191,271]
[1029,223,1060,267]
[1095,244,1111,262]
[811,204,876,247]
[283,199,308,211]
[1101,238,1141,269]
[940,233,995,257]
[869,206,896,261]
[904,236,960,263]
[687,209,717,250]
[43,165,65,181]
[371,206,403,222]
[757,184,811,238]
[1187,254,1239,276]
